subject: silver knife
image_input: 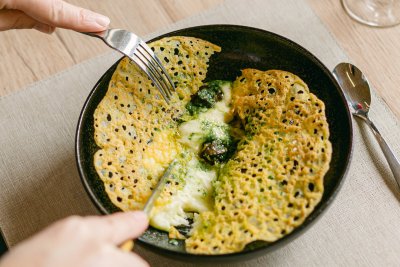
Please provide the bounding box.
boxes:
[120,159,177,251]
[143,159,177,215]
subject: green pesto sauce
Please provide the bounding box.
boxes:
[182,80,239,165]
[186,80,229,116]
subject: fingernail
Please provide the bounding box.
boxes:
[34,24,55,34]
[94,14,110,28]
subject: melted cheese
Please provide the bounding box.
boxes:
[151,82,233,232]
[151,157,216,231]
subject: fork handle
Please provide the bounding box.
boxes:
[357,113,400,188]
[81,30,107,39]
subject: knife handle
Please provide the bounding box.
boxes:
[120,240,134,251]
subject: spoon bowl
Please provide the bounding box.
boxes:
[333,62,400,188]
[333,63,371,113]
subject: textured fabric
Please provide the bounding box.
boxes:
[1,0,400,266]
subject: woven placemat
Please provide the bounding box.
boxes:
[1,0,400,266]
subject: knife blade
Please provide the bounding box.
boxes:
[143,159,177,216]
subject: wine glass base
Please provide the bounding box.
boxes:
[342,0,400,27]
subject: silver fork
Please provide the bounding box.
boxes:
[82,29,175,103]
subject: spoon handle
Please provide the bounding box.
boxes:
[359,114,400,187]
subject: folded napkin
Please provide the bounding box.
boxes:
[1,0,399,266]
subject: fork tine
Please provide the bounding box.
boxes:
[139,41,176,91]
[135,46,172,97]
[84,28,174,102]
[132,51,171,101]
[130,54,170,103]
[135,46,173,98]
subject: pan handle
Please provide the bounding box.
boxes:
[0,227,9,257]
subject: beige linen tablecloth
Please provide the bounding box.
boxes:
[1,0,400,266]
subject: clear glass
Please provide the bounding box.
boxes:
[342,0,400,27]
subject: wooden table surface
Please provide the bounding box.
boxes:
[1,0,400,119]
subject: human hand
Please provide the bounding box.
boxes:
[0,0,110,33]
[0,211,149,267]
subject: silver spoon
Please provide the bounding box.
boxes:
[333,62,400,188]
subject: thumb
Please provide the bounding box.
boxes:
[0,9,55,33]
[85,211,149,245]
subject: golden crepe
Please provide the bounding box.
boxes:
[185,69,332,254]
[93,36,332,255]
[93,36,221,212]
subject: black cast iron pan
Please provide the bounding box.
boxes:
[76,25,353,262]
